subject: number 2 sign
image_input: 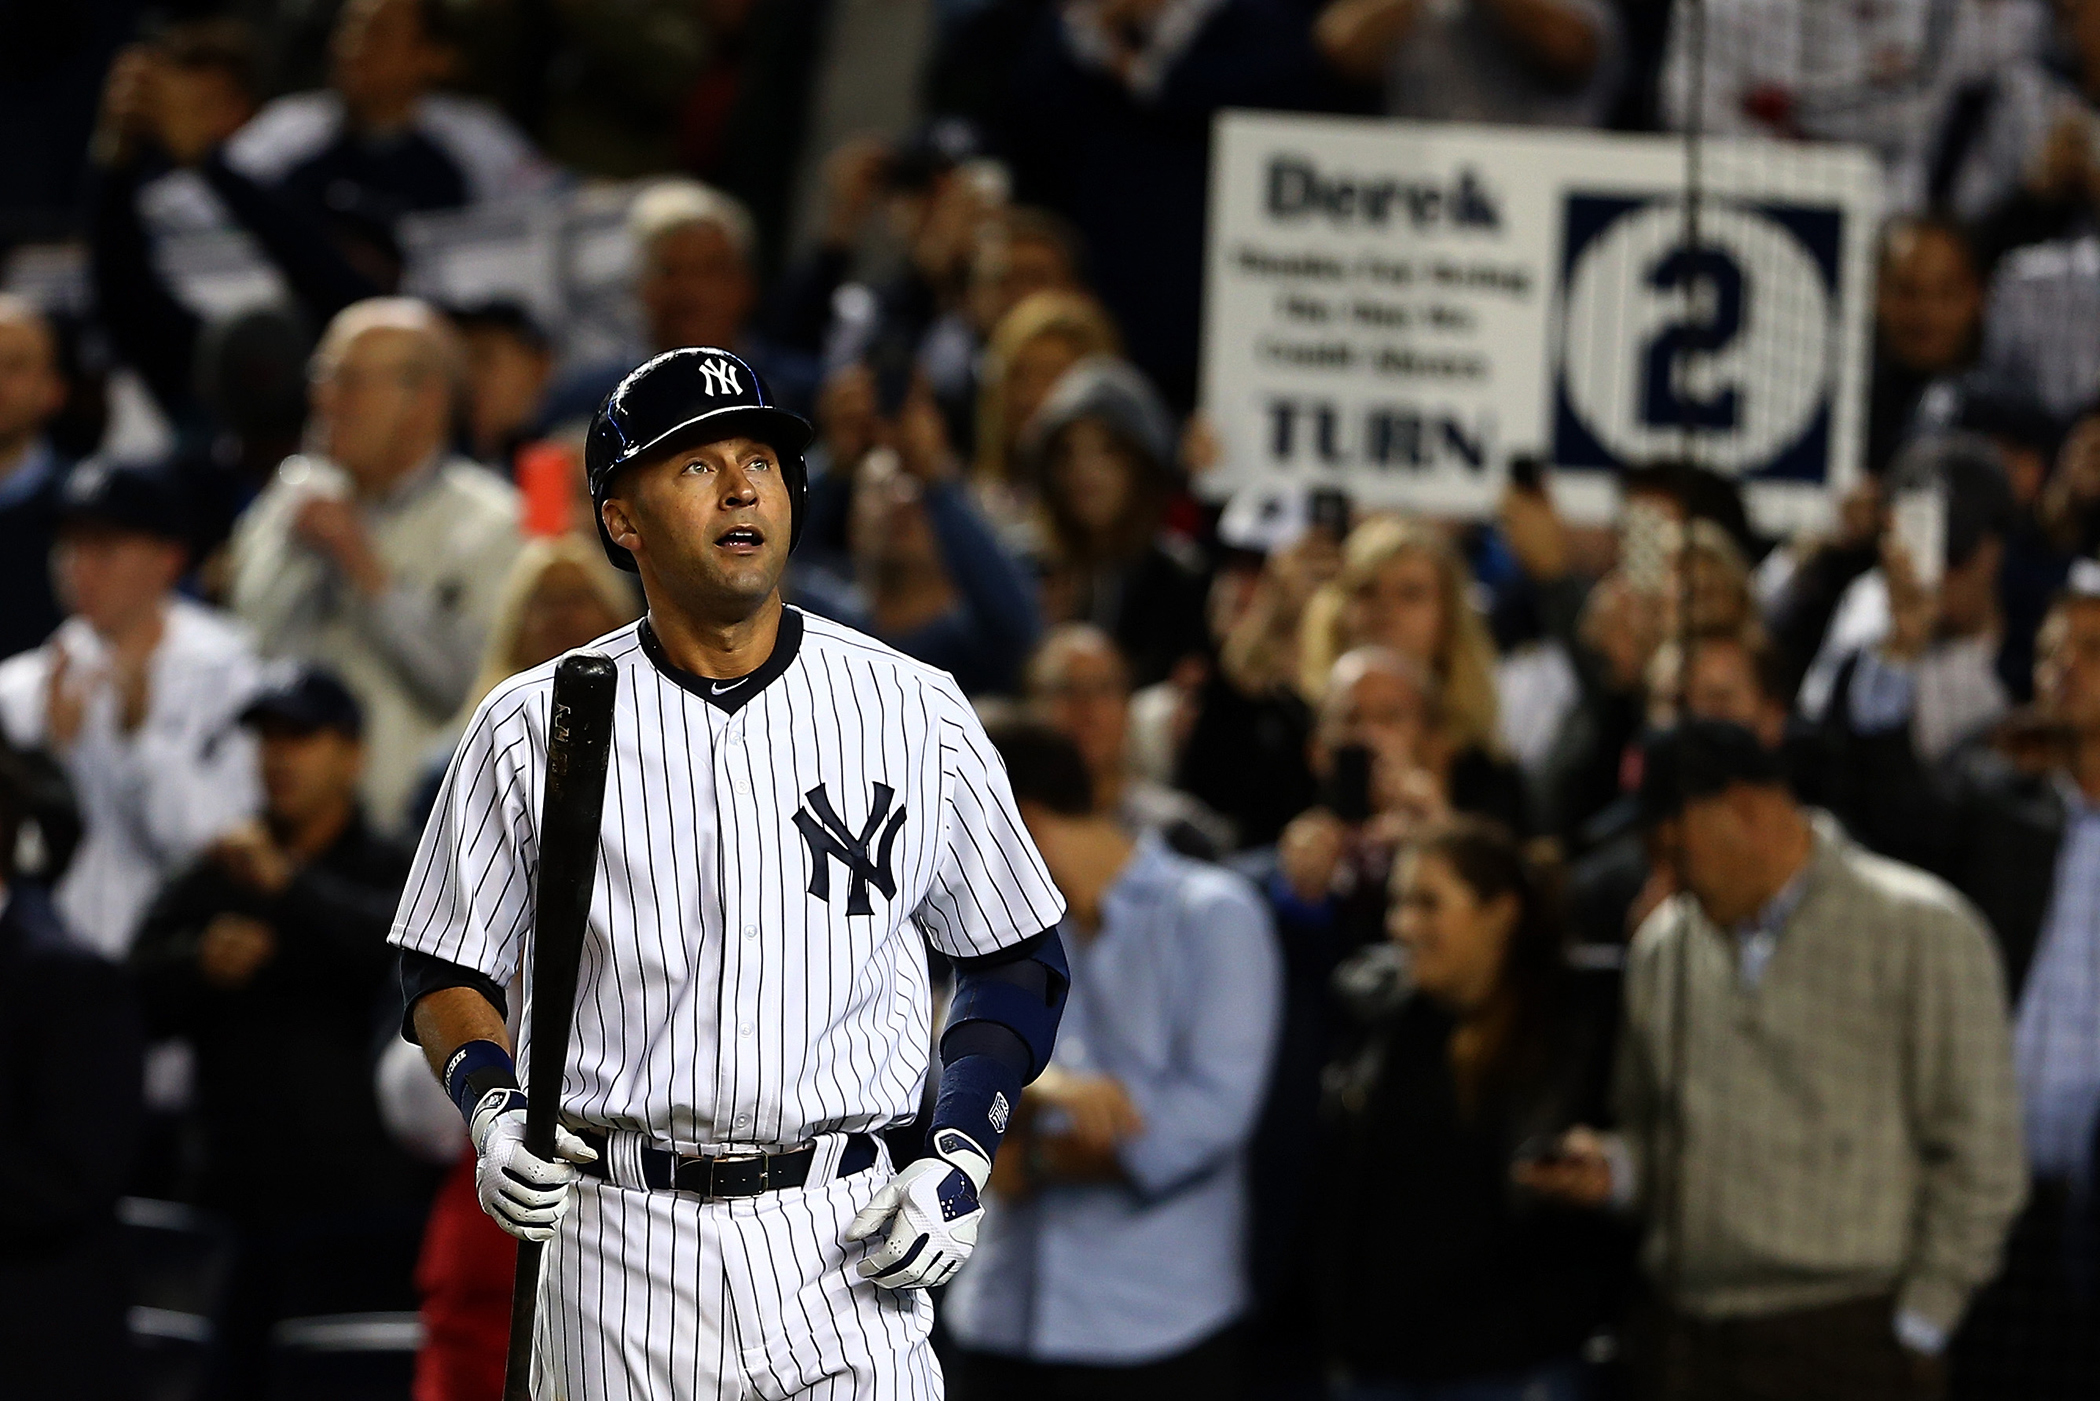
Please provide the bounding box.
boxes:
[1554,195,1844,485]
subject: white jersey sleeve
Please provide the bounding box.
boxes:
[389,676,547,980]
[913,682,1065,959]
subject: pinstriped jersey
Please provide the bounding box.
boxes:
[388,608,1065,1152]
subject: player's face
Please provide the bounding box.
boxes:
[607,434,793,616]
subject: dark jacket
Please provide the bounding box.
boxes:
[0,885,142,1401]
[130,814,415,1216]
[1809,672,2062,997]
[1321,968,1632,1383]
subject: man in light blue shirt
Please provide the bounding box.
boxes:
[945,721,1281,1400]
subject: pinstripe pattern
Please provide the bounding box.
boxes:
[389,607,1061,1397]
[535,1155,942,1401]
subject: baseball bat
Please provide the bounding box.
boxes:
[503,652,619,1401]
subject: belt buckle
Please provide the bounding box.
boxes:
[709,1149,767,1199]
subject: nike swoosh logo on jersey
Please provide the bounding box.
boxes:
[712,677,750,694]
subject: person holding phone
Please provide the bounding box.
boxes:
[1322,816,1628,1401]
[1797,433,2017,775]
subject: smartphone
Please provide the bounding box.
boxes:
[1324,744,1374,823]
[1620,497,1676,596]
[1889,485,1947,590]
[1309,487,1353,541]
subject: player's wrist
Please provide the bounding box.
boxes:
[443,1038,520,1126]
[930,1051,1024,1171]
[929,1126,992,1192]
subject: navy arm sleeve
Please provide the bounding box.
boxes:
[931,928,1069,1158]
[398,947,509,1042]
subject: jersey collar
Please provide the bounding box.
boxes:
[637,606,804,714]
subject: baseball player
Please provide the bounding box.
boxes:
[389,347,1070,1399]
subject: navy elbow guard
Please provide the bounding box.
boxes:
[932,930,1069,1159]
[942,929,1068,1079]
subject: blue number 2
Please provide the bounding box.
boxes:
[1640,247,1743,431]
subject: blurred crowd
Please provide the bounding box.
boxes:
[10,0,2100,1398]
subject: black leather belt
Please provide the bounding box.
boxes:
[576,1130,878,1198]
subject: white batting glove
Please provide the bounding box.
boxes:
[844,1128,990,1289]
[469,1089,599,1242]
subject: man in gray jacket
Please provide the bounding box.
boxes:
[229,298,520,833]
[1526,719,2025,1401]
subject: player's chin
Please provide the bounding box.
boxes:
[692,550,787,604]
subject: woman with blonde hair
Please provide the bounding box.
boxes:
[973,289,1123,492]
[1300,515,1505,764]
[404,536,639,830]
[460,535,641,717]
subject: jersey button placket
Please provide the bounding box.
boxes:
[719,731,762,1143]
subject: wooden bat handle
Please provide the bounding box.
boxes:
[503,652,618,1401]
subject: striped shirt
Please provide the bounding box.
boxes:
[389,608,1065,1152]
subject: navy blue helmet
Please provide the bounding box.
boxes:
[584,347,814,572]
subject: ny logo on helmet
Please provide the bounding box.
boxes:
[794,782,907,915]
[697,357,743,398]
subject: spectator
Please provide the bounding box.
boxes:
[1867,220,1985,477]
[1556,624,1803,947]
[1299,515,1512,803]
[88,22,385,438]
[946,720,1281,1398]
[1800,433,2017,767]
[451,301,555,475]
[545,180,819,423]
[1023,356,1210,687]
[1912,568,2100,1394]
[1324,817,1629,1401]
[1526,719,2026,1401]
[2041,405,2100,559]
[1185,496,1340,850]
[1266,647,1528,939]
[0,460,263,957]
[1489,475,1588,780]
[1026,623,1235,855]
[1658,0,2045,168]
[1900,0,2100,256]
[794,374,1043,693]
[997,0,1323,406]
[973,289,1123,530]
[967,207,1088,355]
[1313,0,1620,126]
[770,124,1003,376]
[1978,227,2100,422]
[0,745,144,1401]
[223,0,553,283]
[404,534,640,832]
[229,298,523,834]
[130,667,422,1401]
[0,296,70,660]
[1539,515,1752,848]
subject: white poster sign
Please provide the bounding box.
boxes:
[1199,112,1881,529]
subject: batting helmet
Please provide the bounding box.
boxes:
[584,347,814,573]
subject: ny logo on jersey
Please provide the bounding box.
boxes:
[696,357,743,398]
[794,782,907,915]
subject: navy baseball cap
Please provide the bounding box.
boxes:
[239,668,364,738]
[59,459,191,543]
[1637,719,1785,823]
[584,347,813,572]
